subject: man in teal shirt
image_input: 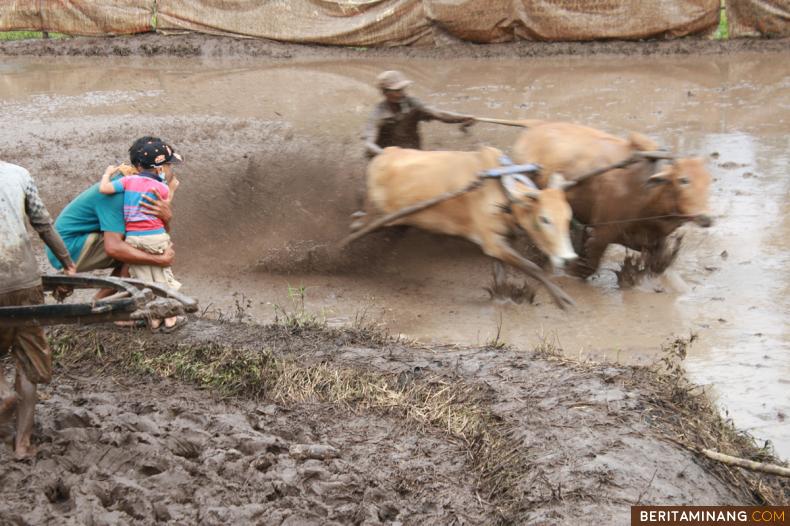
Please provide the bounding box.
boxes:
[47,165,174,279]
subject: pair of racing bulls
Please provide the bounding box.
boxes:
[350,120,713,309]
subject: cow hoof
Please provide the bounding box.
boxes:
[484,282,535,305]
[567,260,596,280]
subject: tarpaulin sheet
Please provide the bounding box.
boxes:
[727,0,790,36]
[426,0,720,42]
[157,0,720,45]
[0,0,152,35]
[156,0,433,46]
[2,0,777,45]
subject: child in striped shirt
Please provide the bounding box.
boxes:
[100,137,184,332]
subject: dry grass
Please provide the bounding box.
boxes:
[48,323,788,520]
[50,325,529,522]
[626,335,789,505]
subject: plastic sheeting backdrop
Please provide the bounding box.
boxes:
[0,0,786,43]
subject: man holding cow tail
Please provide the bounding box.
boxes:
[363,70,477,158]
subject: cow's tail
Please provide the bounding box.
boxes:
[473,117,544,128]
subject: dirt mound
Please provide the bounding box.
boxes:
[1,321,786,525]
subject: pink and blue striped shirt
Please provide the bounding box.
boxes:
[109,172,170,236]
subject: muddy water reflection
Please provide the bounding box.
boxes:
[1,52,788,457]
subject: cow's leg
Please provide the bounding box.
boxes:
[569,227,613,279]
[570,222,590,258]
[486,260,508,300]
[487,260,536,304]
[480,236,574,310]
[644,235,682,275]
[492,260,507,289]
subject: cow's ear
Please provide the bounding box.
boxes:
[520,188,540,204]
[646,169,671,187]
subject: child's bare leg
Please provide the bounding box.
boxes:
[14,368,37,459]
[96,264,130,300]
[110,265,143,327]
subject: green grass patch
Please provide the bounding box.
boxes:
[0,31,69,41]
[713,0,730,40]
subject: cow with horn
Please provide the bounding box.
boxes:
[474,118,713,279]
[344,146,577,310]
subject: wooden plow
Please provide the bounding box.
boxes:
[0,275,199,327]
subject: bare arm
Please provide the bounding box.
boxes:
[415,98,475,125]
[103,232,174,267]
[168,177,180,201]
[24,178,75,272]
[39,226,76,273]
[98,165,121,195]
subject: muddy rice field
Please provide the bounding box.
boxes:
[0,35,789,524]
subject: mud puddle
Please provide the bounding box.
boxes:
[0,47,788,457]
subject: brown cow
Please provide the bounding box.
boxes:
[511,120,713,279]
[352,146,576,309]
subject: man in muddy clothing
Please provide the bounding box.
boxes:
[0,161,76,459]
[363,70,476,158]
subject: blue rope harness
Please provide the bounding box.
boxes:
[479,155,540,189]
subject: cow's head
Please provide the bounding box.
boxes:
[646,158,713,227]
[503,173,577,268]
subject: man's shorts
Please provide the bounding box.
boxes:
[75,232,119,272]
[0,286,52,384]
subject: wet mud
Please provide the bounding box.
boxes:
[0,34,788,466]
[2,321,787,525]
[0,369,484,525]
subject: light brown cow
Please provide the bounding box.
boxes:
[354,146,576,309]
[511,120,713,278]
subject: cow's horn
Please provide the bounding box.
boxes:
[646,168,672,186]
[502,174,539,202]
[548,172,574,190]
[637,150,676,161]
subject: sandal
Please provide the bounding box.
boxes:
[161,316,188,334]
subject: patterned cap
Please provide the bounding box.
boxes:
[130,139,183,169]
